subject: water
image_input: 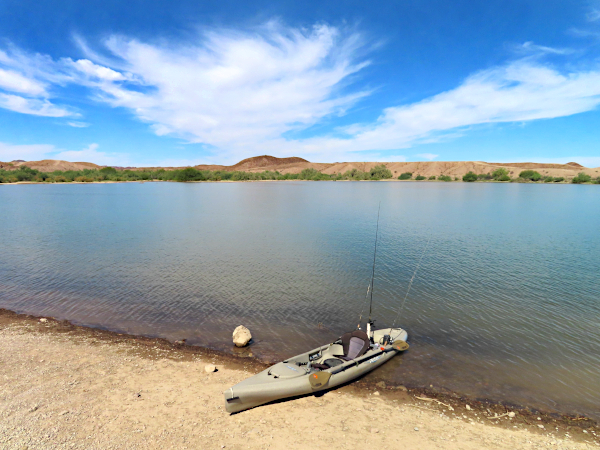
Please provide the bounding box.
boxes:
[1,181,599,419]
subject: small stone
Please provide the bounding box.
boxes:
[537,417,542,421]
[29,404,39,413]
[538,424,545,429]
[414,427,419,431]
[233,325,252,347]
[583,430,588,434]
[174,339,186,346]
[373,391,380,396]
[508,412,516,418]
[395,385,408,391]
[376,381,386,389]
[205,364,216,373]
[371,428,379,434]
[465,405,471,411]
[39,318,48,323]
[59,411,69,416]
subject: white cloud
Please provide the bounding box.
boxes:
[0,142,57,161]
[0,68,47,95]
[0,93,73,117]
[72,59,127,81]
[53,143,130,166]
[515,41,575,55]
[79,23,370,148]
[587,9,600,22]
[67,121,90,128]
[416,153,439,161]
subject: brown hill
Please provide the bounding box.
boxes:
[1,159,101,172]
[2,156,598,179]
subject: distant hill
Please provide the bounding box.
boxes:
[0,159,101,171]
[1,156,598,179]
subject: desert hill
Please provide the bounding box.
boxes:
[1,155,598,179]
[0,159,101,171]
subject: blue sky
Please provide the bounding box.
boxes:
[0,0,599,167]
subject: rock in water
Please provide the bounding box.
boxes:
[232,326,252,347]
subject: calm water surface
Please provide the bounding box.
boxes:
[1,182,599,419]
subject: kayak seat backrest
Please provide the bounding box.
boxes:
[339,330,370,361]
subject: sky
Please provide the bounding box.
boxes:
[0,0,599,167]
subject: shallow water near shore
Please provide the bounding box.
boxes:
[1,181,599,419]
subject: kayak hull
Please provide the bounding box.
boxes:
[224,327,408,413]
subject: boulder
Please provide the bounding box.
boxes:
[232,326,252,347]
[205,364,216,373]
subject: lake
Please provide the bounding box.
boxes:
[1,181,599,419]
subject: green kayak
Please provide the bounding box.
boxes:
[224,326,408,413]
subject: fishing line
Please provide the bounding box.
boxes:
[390,234,432,331]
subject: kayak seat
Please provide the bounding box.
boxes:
[311,358,343,371]
[336,331,370,361]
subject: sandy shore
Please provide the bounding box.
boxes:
[1,310,598,450]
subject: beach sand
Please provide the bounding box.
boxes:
[1,310,598,450]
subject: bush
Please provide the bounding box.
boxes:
[74,176,93,182]
[428,176,436,180]
[553,177,564,182]
[543,176,554,183]
[491,168,509,180]
[370,165,393,179]
[477,173,493,180]
[100,167,118,174]
[398,172,412,180]
[519,170,542,181]
[571,172,592,184]
[438,175,452,182]
[174,167,205,182]
[415,175,426,180]
[462,171,478,182]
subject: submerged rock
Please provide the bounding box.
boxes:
[233,326,252,347]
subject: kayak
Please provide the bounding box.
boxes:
[223,326,409,413]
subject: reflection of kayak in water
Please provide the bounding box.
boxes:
[224,327,409,413]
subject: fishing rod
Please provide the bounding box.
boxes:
[357,202,381,337]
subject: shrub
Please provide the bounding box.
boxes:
[491,168,509,180]
[438,175,452,182]
[370,165,393,179]
[543,176,554,183]
[571,172,592,184]
[100,167,118,174]
[174,167,204,182]
[299,168,321,180]
[74,176,93,182]
[415,175,426,180]
[398,172,412,180]
[462,171,478,182]
[595,177,600,185]
[428,176,436,180]
[519,170,542,181]
[477,173,493,180]
[553,177,564,182]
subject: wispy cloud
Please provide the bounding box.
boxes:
[67,121,90,128]
[0,93,73,117]
[0,142,57,161]
[53,143,129,166]
[416,153,439,161]
[515,41,575,56]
